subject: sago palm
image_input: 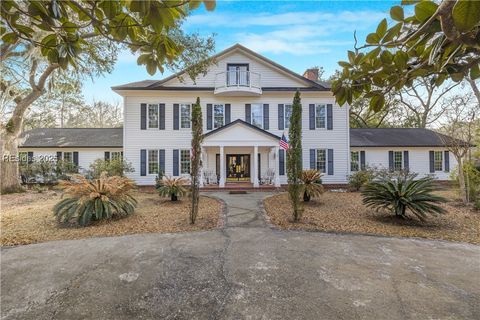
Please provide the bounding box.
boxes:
[157,176,189,201]
[53,173,137,226]
[362,176,446,221]
[301,169,324,202]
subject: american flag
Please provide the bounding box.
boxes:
[279,133,289,150]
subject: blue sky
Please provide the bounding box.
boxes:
[83,0,399,103]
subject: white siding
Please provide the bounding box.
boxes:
[350,147,457,180]
[17,147,123,174]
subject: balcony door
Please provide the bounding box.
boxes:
[227,64,249,87]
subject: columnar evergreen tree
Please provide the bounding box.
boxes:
[287,91,304,221]
[190,97,203,224]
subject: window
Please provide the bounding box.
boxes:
[393,151,403,171]
[111,151,123,160]
[63,152,73,163]
[315,104,326,129]
[180,149,191,174]
[434,151,443,171]
[180,104,191,129]
[18,152,28,164]
[214,104,224,129]
[351,151,359,172]
[284,104,292,129]
[148,104,159,128]
[316,149,327,173]
[251,104,263,129]
[148,150,158,174]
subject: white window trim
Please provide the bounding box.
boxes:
[316,148,327,173]
[434,151,443,171]
[284,104,292,129]
[213,104,225,129]
[148,149,159,175]
[180,149,191,175]
[350,151,360,172]
[251,103,263,129]
[180,103,191,130]
[147,103,159,129]
[315,104,327,130]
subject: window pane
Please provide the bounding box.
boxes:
[214,104,224,129]
[18,152,28,164]
[148,104,159,128]
[180,150,191,174]
[394,151,402,171]
[148,150,158,174]
[251,104,263,128]
[63,152,73,163]
[434,151,443,171]
[111,152,122,160]
[284,104,292,129]
[316,105,326,128]
[316,149,326,173]
[351,151,359,171]
[181,104,191,129]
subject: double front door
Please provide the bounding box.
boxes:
[226,154,250,181]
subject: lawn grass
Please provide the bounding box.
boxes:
[1,189,222,246]
[264,190,480,244]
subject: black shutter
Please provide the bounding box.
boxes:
[279,149,285,175]
[245,104,251,123]
[327,104,333,130]
[104,151,110,161]
[225,104,231,124]
[159,149,165,174]
[207,104,213,130]
[360,151,366,171]
[56,151,62,161]
[140,149,146,176]
[173,149,179,176]
[388,151,394,171]
[73,152,79,166]
[159,103,165,130]
[263,104,269,130]
[278,104,284,130]
[327,149,334,175]
[173,104,179,130]
[444,151,450,172]
[310,149,316,170]
[309,104,315,130]
[141,103,147,130]
[27,151,33,164]
[429,151,435,173]
[403,151,409,171]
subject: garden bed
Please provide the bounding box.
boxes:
[1,189,222,246]
[264,191,480,244]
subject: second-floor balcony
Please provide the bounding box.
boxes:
[214,70,262,96]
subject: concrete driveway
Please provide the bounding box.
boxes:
[1,192,479,320]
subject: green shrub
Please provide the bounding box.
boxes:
[450,161,480,202]
[362,176,447,221]
[87,158,134,178]
[53,173,137,226]
[155,171,165,190]
[474,199,480,211]
[348,169,374,191]
[157,176,188,201]
[301,169,324,202]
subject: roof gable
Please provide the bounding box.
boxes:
[203,119,280,145]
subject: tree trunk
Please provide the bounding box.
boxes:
[303,191,310,202]
[457,158,468,203]
[171,194,178,201]
[0,133,23,193]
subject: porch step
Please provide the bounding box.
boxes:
[229,190,248,194]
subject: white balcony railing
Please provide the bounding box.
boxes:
[214,70,262,95]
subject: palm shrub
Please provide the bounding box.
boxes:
[53,173,137,226]
[362,176,447,221]
[301,170,324,202]
[157,176,189,201]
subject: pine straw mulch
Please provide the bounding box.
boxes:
[264,191,480,245]
[1,189,222,247]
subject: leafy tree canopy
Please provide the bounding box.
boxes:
[332,0,480,111]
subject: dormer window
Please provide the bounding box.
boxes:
[227,64,249,86]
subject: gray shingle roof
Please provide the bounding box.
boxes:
[350,128,464,147]
[19,128,123,148]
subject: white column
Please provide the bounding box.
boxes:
[274,146,281,187]
[199,147,205,187]
[219,146,225,187]
[253,145,259,187]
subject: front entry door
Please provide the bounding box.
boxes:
[226,154,250,181]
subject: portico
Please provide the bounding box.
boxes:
[201,120,281,188]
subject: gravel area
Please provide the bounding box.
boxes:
[264,191,480,244]
[1,190,222,246]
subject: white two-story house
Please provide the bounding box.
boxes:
[112,44,349,187]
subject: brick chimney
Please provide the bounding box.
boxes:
[303,68,319,81]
